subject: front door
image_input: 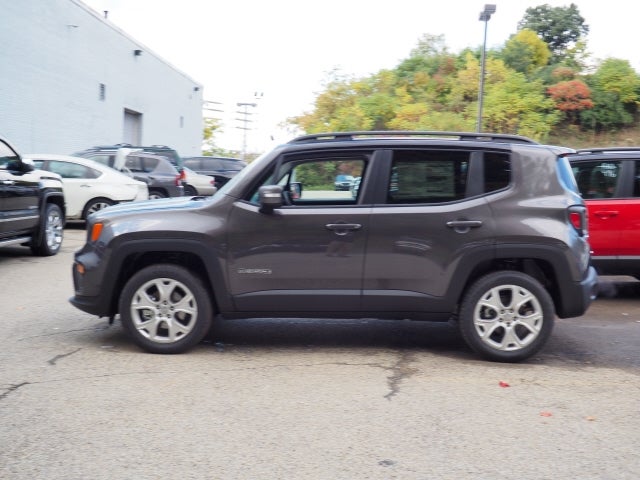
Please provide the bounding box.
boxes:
[226,153,372,313]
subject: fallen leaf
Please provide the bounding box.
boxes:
[499,381,510,388]
[540,411,553,417]
[585,416,596,421]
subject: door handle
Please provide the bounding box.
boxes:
[325,223,362,236]
[446,220,482,233]
[593,211,618,219]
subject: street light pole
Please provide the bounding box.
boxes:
[476,4,496,133]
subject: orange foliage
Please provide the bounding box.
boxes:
[547,80,594,112]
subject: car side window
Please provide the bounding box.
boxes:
[247,156,367,206]
[572,161,620,199]
[634,161,640,197]
[387,150,469,204]
[48,160,100,179]
[183,158,200,169]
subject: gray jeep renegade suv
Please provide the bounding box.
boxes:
[70,131,597,362]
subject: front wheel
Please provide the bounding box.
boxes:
[119,264,213,354]
[458,271,555,362]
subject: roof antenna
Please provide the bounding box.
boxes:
[103,10,108,19]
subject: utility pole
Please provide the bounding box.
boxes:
[236,102,257,161]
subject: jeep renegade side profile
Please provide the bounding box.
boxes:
[70,132,597,362]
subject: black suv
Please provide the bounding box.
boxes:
[0,136,65,255]
[70,131,597,362]
[74,145,184,199]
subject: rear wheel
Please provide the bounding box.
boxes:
[458,271,554,362]
[184,185,197,196]
[148,190,167,200]
[31,203,64,256]
[119,264,213,354]
[83,197,114,219]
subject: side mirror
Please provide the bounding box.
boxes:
[258,185,283,213]
[20,158,35,173]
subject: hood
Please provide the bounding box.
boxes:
[91,196,211,221]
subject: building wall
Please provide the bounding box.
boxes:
[0,0,203,156]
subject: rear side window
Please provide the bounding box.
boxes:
[387,150,469,204]
[484,152,511,193]
[183,158,201,169]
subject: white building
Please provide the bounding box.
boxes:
[0,0,203,156]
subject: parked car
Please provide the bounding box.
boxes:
[27,154,149,220]
[74,147,184,199]
[182,167,216,196]
[70,130,597,362]
[334,174,354,191]
[0,136,65,255]
[182,156,246,187]
[74,144,182,170]
[566,147,640,279]
[350,176,361,198]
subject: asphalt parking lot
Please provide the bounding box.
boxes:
[1,226,639,479]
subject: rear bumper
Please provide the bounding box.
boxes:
[557,266,598,318]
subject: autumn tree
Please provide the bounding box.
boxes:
[547,80,593,124]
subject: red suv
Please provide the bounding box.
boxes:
[567,148,640,279]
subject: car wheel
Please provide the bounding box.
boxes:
[184,185,197,196]
[458,271,554,362]
[119,264,213,354]
[148,190,167,200]
[31,203,64,256]
[83,197,114,219]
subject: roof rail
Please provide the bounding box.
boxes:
[575,147,640,155]
[289,131,539,145]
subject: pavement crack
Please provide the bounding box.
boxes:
[48,348,82,365]
[384,350,419,400]
[0,382,30,401]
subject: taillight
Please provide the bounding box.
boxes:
[175,169,185,186]
[568,205,588,237]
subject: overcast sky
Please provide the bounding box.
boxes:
[81,0,640,153]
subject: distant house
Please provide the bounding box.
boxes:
[0,0,203,156]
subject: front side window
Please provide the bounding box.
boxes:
[248,155,367,206]
[572,160,620,199]
[388,150,469,204]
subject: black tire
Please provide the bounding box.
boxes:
[184,185,197,196]
[83,197,114,219]
[31,203,64,256]
[148,190,167,200]
[119,264,213,354]
[458,271,555,362]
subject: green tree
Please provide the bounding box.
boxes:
[502,29,551,75]
[579,58,640,130]
[518,3,588,62]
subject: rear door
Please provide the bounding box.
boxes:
[362,148,500,313]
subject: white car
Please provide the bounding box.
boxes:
[27,153,149,220]
[182,166,217,196]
